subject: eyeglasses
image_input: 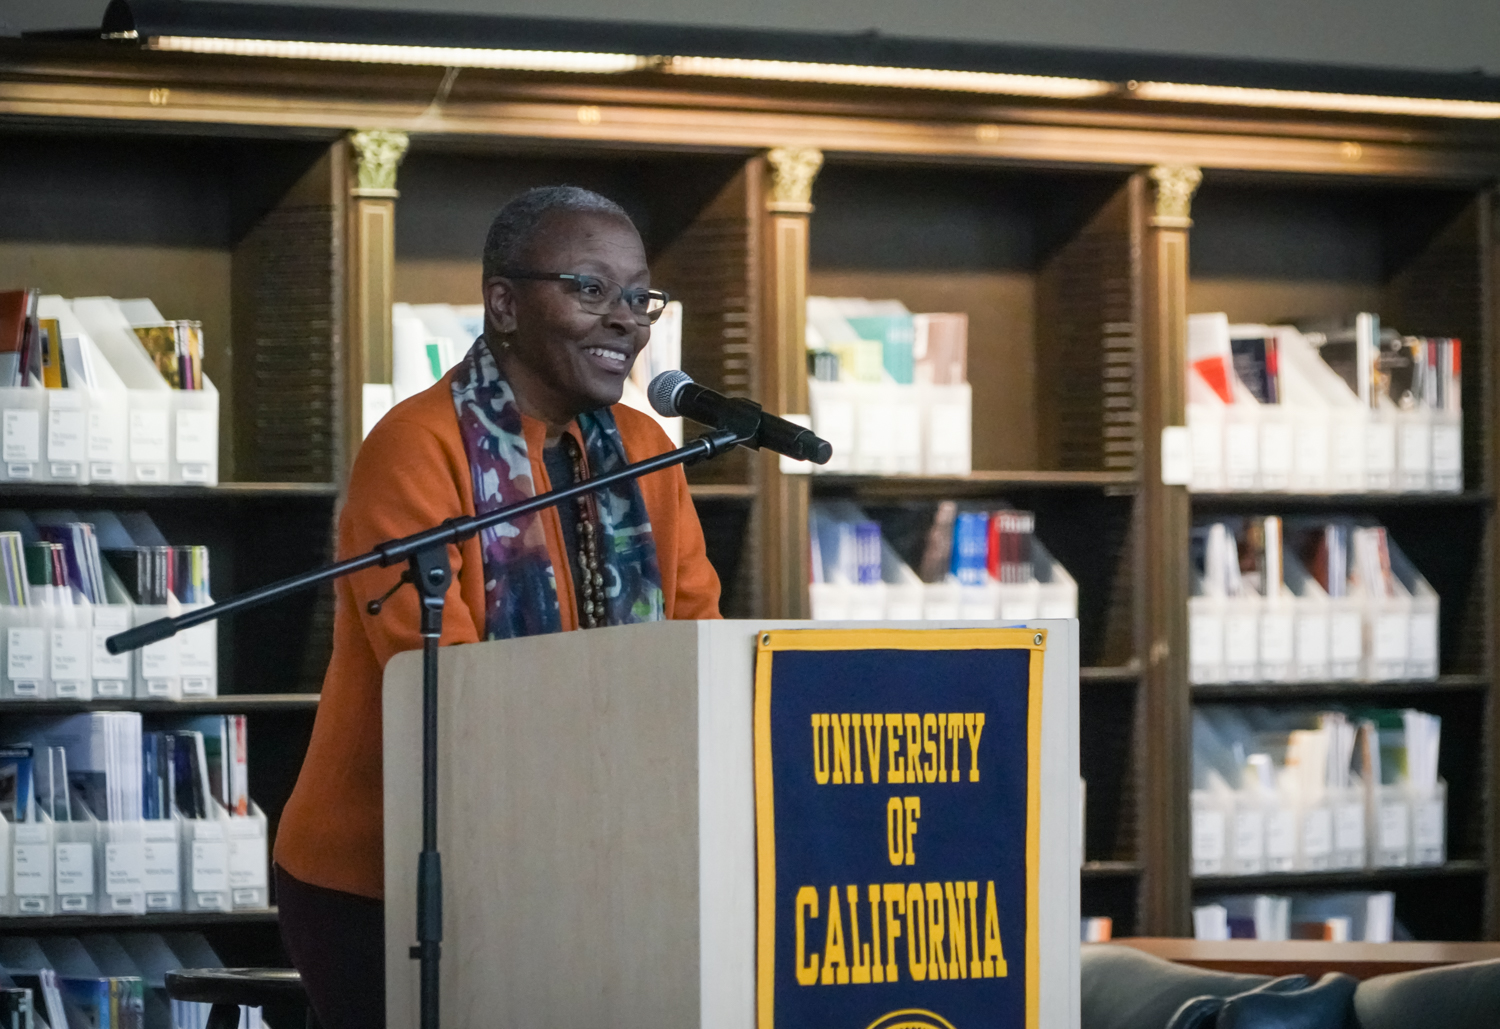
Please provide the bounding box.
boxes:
[501,271,671,324]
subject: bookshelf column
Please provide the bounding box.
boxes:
[1485,188,1500,941]
[344,129,409,476]
[757,146,823,618]
[1140,164,1200,936]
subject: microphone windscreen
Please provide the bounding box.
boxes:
[648,369,693,417]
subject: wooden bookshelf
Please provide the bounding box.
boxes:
[0,694,320,714]
[4,30,1500,949]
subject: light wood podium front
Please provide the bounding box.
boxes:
[384,619,1080,1028]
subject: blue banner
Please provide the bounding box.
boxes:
[754,628,1044,1029]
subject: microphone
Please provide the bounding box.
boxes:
[648,370,832,465]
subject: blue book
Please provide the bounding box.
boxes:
[854,522,882,585]
[951,512,990,586]
[0,745,33,823]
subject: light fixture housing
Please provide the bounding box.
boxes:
[83,0,1500,119]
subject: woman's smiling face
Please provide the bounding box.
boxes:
[484,209,651,427]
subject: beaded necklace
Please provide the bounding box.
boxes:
[559,432,606,628]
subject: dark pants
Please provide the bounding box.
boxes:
[276,865,386,1029]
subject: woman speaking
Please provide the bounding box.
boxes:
[273,186,722,1029]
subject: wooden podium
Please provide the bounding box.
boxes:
[384,620,1080,1028]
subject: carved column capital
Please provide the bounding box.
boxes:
[349,130,410,197]
[766,146,823,214]
[1148,165,1202,229]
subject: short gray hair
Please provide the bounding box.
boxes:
[482,186,633,280]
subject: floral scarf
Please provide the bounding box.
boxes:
[450,337,665,638]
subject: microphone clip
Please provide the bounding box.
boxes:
[714,398,765,449]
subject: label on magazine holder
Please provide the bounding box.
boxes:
[55,842,94,895]
[177,621,215,681]
[1302,808,1332,858]
[175,409,215,464]
[50,628,89,683]
[91,622,132,681]
[1378,802,1410,851]
[1295,614,1328,667]
[1334,803,1364,851]
[1266,807,1296,868]
[141,636,177,679]
[7,627,45,681]
[1373,614,1408,662]
[192,839,230,893]
[88,402,126,461]
[1330,613,1363,663]
[13,841,51,896]
[3,409,40,463]
[1413,800,1444,849]
[1189,614,1223,668]
[1432,424,1462,475]
[1223,614,1258,667]
[129,409,169,464]
[106,842,146,894]
[1409,612,1438,663]
[1232,810,1265,860]
[180,463,210,483]
[4,462,34,480]
[1400,423,1432,472]
[1259,612,1294,665]
[1191,809,1225,866]
[47,395,85,464]
[228,831,268,890]
[142,835,180,893]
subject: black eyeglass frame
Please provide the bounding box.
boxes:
[499,271,671,324]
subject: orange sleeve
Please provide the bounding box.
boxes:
[338,412,485,663]
[667,460,723,620]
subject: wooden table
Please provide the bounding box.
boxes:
[1111,938,1500,981]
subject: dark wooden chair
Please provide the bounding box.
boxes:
[164,968,318,1029]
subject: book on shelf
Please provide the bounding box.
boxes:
[1,509,218,702]
[805,296,972,475]
[1080,916,1113,943]
[1190,516,1438,685]
[1194,891,1396,943]
[1,931,261,1029]
[1185,312,1462,493]
[0,294,221,486]
[1191,705,1445,878]
[810,500,1076,622]
[1,293,209,394]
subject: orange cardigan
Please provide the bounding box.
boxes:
[274,371,722,899]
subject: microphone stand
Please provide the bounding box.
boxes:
[106,426,748,1029]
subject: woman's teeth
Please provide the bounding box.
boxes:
[585,347,627,367]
